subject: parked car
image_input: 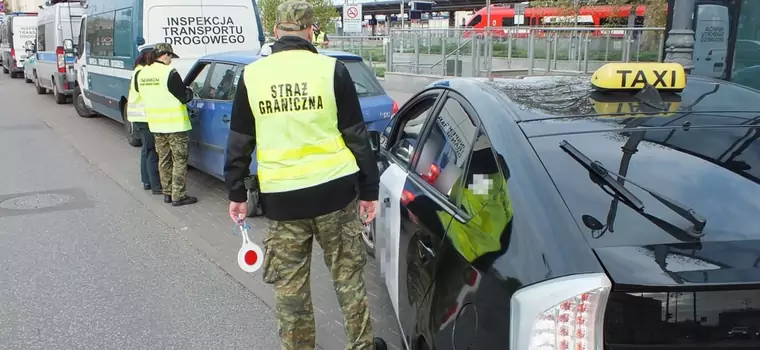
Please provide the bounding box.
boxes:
[22,47,36,84]
[367,62,760,349]
[181,49,399,216]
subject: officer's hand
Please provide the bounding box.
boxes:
[229,201,248,223]
[359,200,377,223]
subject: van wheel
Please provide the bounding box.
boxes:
[122,108,142,147]
[24,73,32,83]
[74,87,95,118]
[34,74,46,94]
[10,71,19,78]
[53,79,68,104]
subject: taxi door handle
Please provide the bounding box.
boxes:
[222,114,230,123]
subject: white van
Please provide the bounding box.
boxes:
[1,12,38,78]
[29,1,84,104]
[75,0,264,146]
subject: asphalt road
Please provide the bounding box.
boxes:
[0,77,280,348]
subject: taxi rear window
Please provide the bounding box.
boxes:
[484,75,760,121]
[340,59,385,97]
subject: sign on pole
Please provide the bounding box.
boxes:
[343,4,363,33]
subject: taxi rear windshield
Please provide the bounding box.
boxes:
[341,60,384,97]
[484,75,760,120]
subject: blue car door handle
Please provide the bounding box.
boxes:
[221,114,230,123]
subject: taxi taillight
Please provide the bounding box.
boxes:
[392,100,399,115]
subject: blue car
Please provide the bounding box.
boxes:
[183,50,397,216]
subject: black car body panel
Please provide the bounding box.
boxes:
[374,74,760,349]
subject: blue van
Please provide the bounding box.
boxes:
[183,50,397,215]
[75,0,264,146]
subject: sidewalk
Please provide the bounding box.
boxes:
[174,170,403,350]
[38,99,404,349]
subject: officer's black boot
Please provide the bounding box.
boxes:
[143,183,151,191]
[163,195,172,204]
[172,195,198,207]
[373,337,387,350]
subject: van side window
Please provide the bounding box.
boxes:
[87,12,114,56]
[37,24,46,51]
[113,8,132,57]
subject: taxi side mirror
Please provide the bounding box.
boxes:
[368,130,380,154]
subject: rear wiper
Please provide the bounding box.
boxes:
[559,140,707,238]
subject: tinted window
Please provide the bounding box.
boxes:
[467,15,481,27]
[456,126,505,216]
[341,60,384,97]
[389,96,438,166]
[501,17,514,26]
[113,8,132,57]
[412,98,477,202]
[37,24,46,51]
[87,12,114,56]
[188,63,212,97]
[204,63,238,100]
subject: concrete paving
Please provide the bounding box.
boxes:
[0,73,402,349]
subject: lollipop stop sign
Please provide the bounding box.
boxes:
[236,222,263,273]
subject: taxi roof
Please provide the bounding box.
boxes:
[200,49,363,65]
[475,74,760,123]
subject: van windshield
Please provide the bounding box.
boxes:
[340,60,384,97]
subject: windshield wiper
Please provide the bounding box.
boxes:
[559,140,707,238]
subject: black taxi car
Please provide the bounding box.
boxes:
[366,62,760,349]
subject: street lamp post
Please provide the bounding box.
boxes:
[663,0,696,72]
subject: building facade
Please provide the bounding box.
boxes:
[5,0,45,12]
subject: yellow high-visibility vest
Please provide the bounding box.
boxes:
[313,32,327,47]
[126,65,147,123]
[139,63,191,133]
[244,50,359,193]
[441,174,512,262]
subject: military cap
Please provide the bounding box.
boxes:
[275,0,315,31]
[154,42,179,58]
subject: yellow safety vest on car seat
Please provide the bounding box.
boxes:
[244,50,360,193]
[441,174,512,262]
[126,65,147,123]
[139,63,191,133]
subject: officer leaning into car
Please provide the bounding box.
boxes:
[223,1,386,349]
[127,44,162,196]
[136,43,198,207]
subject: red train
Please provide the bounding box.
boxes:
[463,4,650,38]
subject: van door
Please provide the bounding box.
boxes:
[693,3,730,78]
[74,15,93,110]
[199,0,262,54]
[144,0,205,78]
[11,16,37,72]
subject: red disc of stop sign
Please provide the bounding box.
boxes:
[238,242,264,273]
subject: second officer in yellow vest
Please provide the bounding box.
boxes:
[224,2,385,349]
[136,43,197,206]
[127,45,162,196]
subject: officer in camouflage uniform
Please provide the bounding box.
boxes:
[138,43,198,206]
[224,2,386,349]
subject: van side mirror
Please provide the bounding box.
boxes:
[63,39,74,53]
[368,130,380,154]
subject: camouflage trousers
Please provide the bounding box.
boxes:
[153,132,189,201]
[262,201,374,350]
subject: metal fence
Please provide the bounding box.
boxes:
[328,26,666,78]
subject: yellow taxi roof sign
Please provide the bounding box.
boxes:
[591,62,686,92]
